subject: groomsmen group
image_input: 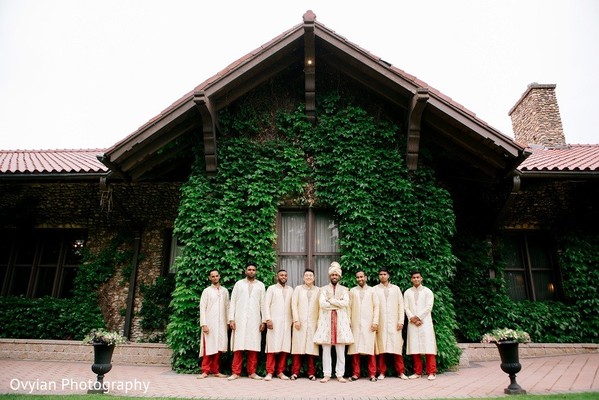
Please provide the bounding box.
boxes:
[197,262,438,382]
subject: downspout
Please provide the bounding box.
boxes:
[124,230,142,339]
[494,174,521,228]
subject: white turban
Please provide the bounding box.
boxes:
[328,261,342,277]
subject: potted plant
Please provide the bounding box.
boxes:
[83,329,127,394]
[481,328,530,395]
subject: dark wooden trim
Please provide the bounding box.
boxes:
[204,31,304,100]
[319,53,410,110]
[127,134,194,181]
[117,116,197,172]
[424,115,510,172]
[426,96,522,157]
[105,97,195,162]
[315,29,419,92]
[124,230,142,339]
[193,91,218,175]
[406,88,429,170]
[97,154,130,181]
[212,52,301,111]
[304,10,316,123]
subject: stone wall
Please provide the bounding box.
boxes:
[509,83,566,147]
[0,180,182,341]
[458,342,599,367]
[499,179,599,231]
[1,339,597,368]
[0,339,172,366]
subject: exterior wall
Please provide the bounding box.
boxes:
[458,342,599,367]
[0,339,172,365]
[2,339,596,367]
[499,179,599,231]
[0,180,181,341]
[509,83,566,147]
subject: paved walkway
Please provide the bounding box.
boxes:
[1,353,598,399]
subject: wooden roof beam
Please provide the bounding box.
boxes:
[319,54,409,109]
[212,52,301,110]
[425,115,509,171]
[304,10,316,123]
[193,91,218,176]
[117,116,197,172]
[127,132,195,181]
[406,88,429,170]
[423,124,505,178]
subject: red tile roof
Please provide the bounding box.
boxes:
[519,145,599,172]
[0,149,108,175]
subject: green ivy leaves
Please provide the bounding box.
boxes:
[167,92,462,372]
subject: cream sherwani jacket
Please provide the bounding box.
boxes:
[348,284,379,355]
[374,282,405,355]
[404,285,437,355]
[264,283,293,353]
[291,284,320,355]
[313,283,354,345]
[199,284,230,357]
[228,278,266,352]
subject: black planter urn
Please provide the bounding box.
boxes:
[88,343,115,394]
[496,340,526,395]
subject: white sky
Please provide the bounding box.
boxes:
[1,0,598,150]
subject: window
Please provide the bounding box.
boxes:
[277,209,339,287]
[0,230,86,298]
[500,234,559,301]
[168,233,184,274]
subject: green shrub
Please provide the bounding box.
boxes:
[0,296,103,340]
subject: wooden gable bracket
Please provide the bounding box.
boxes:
[406,88,429,171]
[193,90,218,176]
[303,10,316,123]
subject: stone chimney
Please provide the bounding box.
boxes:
[508,83,566,147]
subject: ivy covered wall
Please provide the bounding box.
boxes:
[451,234,599,344]
[167,80,462,372]
[0,182,180,341]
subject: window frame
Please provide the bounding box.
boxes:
[500,232,561,301]
[0,229,86,298]
[276,208,340,287]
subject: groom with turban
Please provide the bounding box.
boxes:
[313,262,354,383]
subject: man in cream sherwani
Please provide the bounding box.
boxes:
[313,261,354,383]
[348,270,380,382]
[263,270,294,381]
[404,270,437,381]
[374,267,409,380]
[197,269,230,379]
[227,263,266,380]
[290,268,320,381]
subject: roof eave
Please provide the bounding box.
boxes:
[518,170,599,179]
[0,172,108,181]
